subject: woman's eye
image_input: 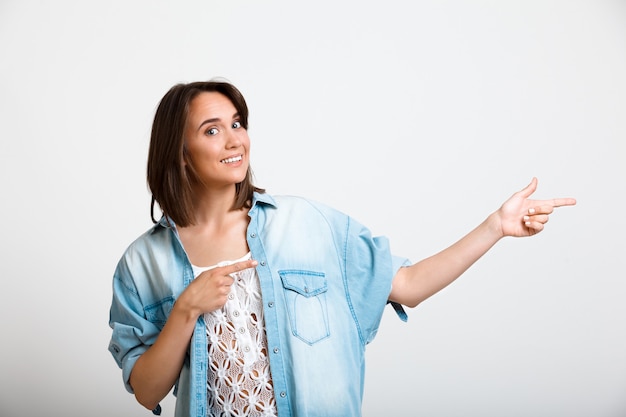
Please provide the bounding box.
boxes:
[206,127,219,136]
[232,121,242,129]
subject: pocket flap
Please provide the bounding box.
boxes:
[279,270,327,297]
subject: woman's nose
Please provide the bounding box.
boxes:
[225,130,242,148]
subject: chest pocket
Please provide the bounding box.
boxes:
[279,270,330,345]
[145,296,174,330]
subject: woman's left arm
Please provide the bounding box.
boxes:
[389,177,576,308]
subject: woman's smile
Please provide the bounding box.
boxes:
[220,154,243,164]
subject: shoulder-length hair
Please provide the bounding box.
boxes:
[147,80,264,226]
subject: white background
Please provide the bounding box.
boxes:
[1,1,625,416]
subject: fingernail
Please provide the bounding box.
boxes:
[523,215,530,222]
[525,221,531,227]
[528,208,535,214]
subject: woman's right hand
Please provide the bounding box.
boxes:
[130,257,258,411]
[176,259,258,318]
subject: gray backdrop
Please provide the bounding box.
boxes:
[1,1,624,416]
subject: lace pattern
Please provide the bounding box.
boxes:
[195,254,277,417]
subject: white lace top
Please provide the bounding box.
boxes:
[192,253,277,417]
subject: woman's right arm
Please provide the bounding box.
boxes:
[129,259,258,411]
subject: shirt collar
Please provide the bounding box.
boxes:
[252,191,276,209]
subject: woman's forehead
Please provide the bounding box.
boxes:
[187,92,237,126]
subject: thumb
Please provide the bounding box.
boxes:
[518,177,538,199]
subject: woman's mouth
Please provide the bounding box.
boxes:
[220,155,243,164]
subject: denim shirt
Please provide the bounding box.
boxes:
[109,192,409,417]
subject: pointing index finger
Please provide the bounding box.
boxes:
[532,197,577,211]
[219,259,258,275]
[550,197,577,208]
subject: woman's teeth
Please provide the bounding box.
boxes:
[221,155,242,164]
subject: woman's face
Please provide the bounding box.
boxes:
[184,92,251,190]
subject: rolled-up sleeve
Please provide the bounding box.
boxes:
[108,259,161,393]
[343,217,411,345]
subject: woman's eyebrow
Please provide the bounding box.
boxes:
[197,118,220,131]
[197,113,240,131]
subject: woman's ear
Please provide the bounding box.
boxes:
[181,144,189,167]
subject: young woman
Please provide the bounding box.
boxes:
[108,80,576,417]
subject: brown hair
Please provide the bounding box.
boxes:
[147,80,264,226]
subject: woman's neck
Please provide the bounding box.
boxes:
[178,184,250,266]
[190,185,239,225]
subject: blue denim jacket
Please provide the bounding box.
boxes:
[109,192,409,417]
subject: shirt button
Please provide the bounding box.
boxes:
[260,261,266,266]
[228,294,234,300]
[244,346,251,352]
[280,391,286,398]
[239,327,246,334]
[273,347,279,354]
[250,233,257,238]
[268,301,274,308]
[232,311,240,317]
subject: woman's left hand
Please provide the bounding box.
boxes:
[495,177,577,238]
